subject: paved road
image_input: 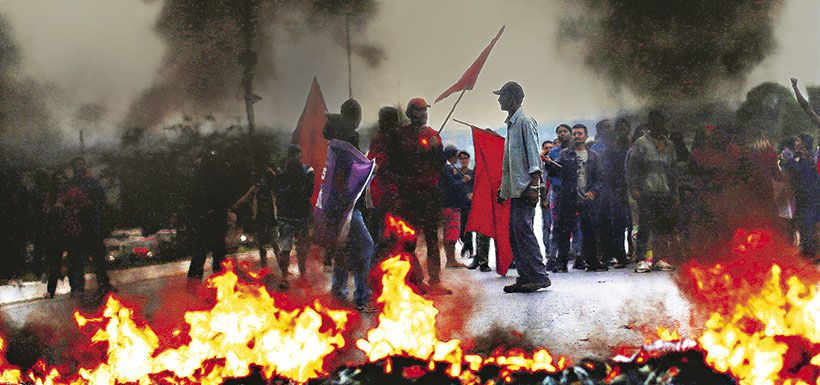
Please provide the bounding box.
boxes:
[0,251,690,364]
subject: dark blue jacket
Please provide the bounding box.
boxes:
[546,147,602,201]
[439,162,468,209]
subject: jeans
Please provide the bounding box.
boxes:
[548,190,581,259]
[556,196,601,267]
[509,197,549,285]
[330,210,373,306]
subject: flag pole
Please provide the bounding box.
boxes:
[438,89,467,134]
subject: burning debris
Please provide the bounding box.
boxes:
[0,226,817,384]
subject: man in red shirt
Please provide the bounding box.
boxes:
[386,98,452,295]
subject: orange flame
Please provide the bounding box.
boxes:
[698,264,819,385]
[7,262,349,385]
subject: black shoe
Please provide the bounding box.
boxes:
[467,260,480,270]
[479,264,492,272]
[545,258,557,271]
[508,261,517,269]
[572,260,587,270]
[612,261,627,269]
[519,278,551,292]
[586,264,608,272]
[552,264,568,273]
[503,283,524,293]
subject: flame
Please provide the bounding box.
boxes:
[656,325,682,342]
[0,336,21,384]
[11,262,349,385]
[384,213,416,239]
[356,255,464,376]
[356,255,566,379]
[698,264,819,385]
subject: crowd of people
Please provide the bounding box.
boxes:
[0,79,817,308]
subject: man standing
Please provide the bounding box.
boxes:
[627,110,678,273]
[539,140,554,255]
[494,81,550,293]
[387,98,452,295]
[65,157,115,294]
[231,166,280,270]
[188,148,231,282]
[323,99,376,311]
[440,145,468,268]
[598,118,632,268]
[274,145,315,286]
[547,124,583,269]
[546,124,606,272]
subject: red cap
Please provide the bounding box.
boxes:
[407,97,431,109]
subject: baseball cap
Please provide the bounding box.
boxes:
[407,97,431,109]
[492,81,525,98]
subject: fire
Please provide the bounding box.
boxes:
[0,337,21,384]
[356,255,566,380]
[7,262,350,385]
[698,264,819,385]
[356,255,464,376]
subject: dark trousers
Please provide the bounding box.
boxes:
[187,233,227,280]
[47,240,83,294]
[62,236,111,291]
[635,194,676,262]
[599,192,629,264]
[509,197,549,285]
[459,204,473,255]
[396,192,443,286]
[474,233,491,266]
[277,219,311,276]
[556,196,601,267]
[254,219,280,268]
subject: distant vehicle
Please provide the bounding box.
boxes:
[104,228,176,264]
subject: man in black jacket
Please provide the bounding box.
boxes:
[545,124,606,272]
[273,145,315,285]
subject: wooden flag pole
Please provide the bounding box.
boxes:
[437,89,467,134]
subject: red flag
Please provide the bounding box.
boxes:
[291,76,328,205]
[465,126,513,276]
[434,26,505,104]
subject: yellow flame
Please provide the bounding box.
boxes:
[698,265,820,385]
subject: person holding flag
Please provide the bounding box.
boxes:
[386,98,452,296]
[494,81,551,293]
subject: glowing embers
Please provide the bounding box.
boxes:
[698,264,819,385]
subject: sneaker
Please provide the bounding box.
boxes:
[519,279,551,292]
[653,260,675,272]
[503,283,525,293]
[635,261,652,273]
[467,260,480,270]
[479,264,492,272]
[427,282,452,296]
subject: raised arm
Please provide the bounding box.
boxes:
[791,77,820,128]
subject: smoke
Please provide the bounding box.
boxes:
[123,0,383,138]
[558,0,784,103]
[0,14,61,165]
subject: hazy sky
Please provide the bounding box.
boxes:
[2,0,819,143]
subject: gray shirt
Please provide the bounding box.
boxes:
[626,134,677,195]
[500,107,542,199]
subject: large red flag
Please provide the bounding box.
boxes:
[465,126,513,276]
[291,76,328,205]
[434,26,505,104]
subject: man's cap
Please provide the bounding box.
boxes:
[492,81,524,98]
[407,97,431,110]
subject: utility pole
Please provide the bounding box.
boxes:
[346,13,352,99]
[239,0,261,167]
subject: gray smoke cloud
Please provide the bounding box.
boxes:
[123,0,383,139]
[0,14,61,166]
[558,0,784,103]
